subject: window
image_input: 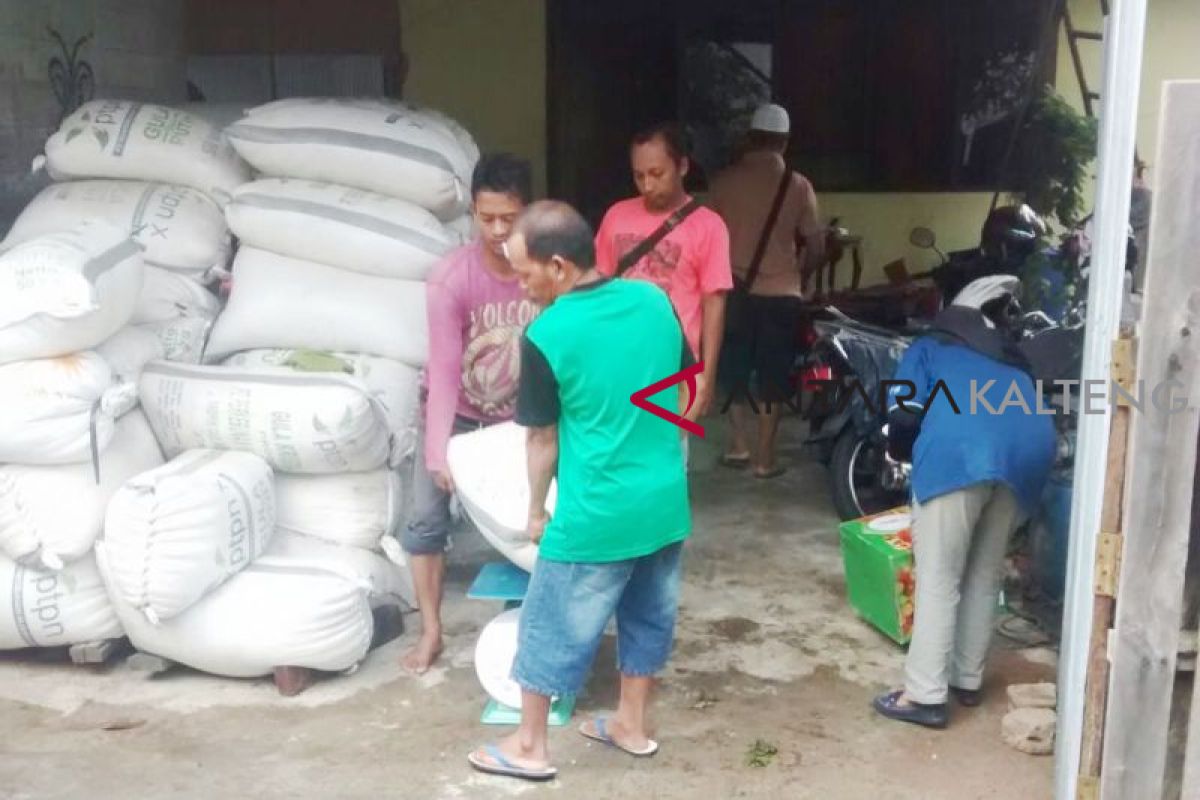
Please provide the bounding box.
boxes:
[548,0,1057,212]
[183,0,405,103]
[775,0,1054,191]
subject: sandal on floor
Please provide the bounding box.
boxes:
[579,717,659,757]
[753,466,787,480]
[719,454,751,469]
[467,744,558,781]
[950,686,983,707]
[872,690,949,729]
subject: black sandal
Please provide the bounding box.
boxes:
[872,690,949,729]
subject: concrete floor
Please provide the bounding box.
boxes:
[0,419,1055,799]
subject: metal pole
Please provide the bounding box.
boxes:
[1056,1,1148,798]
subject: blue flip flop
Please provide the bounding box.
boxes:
[467,744,557,781]
[872,690,949,729]
[579,716,659,757]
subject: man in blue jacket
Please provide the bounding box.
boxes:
[873,276,1056,729]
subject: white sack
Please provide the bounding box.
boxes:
[0,353,128,465]
[0,553,122,649]
[245,97,479,181]
[222,349,419,462]
[226,178,454,280]
[0,410,163,570]
[131,265,220,325]
[227,100,469,219]
[274,470,401,551]
[203,248,427,366]
[258,530,413,609]
[2,180,231,279]
[136,315,213,364]
[40,100,250,206]
[95,325,166,386]
[138,361,391,474]
[445,213,474,246]
[447,422,558,573]
[103,449,274,623]
[97,542,371,677]
[0,223,144,364]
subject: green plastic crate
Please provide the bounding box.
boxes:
[839,507,915,645]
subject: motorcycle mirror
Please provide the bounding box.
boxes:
[909,227,936,249]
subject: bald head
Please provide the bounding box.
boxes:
[514,200,595,270]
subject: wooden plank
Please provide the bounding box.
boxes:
[1184,643,1200,794]
[1079,404,1130,783]
[68,638,130,666]
[1101,81,1200,799]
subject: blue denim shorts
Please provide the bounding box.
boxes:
[510,541,684,699]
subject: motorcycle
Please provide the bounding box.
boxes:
[803,311,916,520]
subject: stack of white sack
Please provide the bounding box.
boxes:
[200,99,480,579]
[213,96,481,466]
[447,422,558,573]
[95,447,412,677]
[13,99,252,365]
[0,222,156,650]
[127,358,416,677]
[97,529,406,677]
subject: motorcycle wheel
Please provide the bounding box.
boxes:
[829,428,908,521]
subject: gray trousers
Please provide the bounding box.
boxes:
[401,415,487,556]
[904,482,1023,704]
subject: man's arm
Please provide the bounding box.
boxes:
[886,339,933,461]
[423,271,466,491]
[697,292,727,416]
[525,424,558,543]
[515,334,561,541]
[695,214,734,416]
[796,176,825,290]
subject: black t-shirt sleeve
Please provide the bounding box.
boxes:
[516,335,560,427]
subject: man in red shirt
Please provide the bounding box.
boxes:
[595,123,732,415]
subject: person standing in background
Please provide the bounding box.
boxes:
[708,103,824,479]
[401,153,538,674]
[594,122,732,418]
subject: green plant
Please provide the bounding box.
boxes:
[745,738,778,768]
[1010,87,1098,228]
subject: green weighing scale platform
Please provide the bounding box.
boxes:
[467,561,576,726]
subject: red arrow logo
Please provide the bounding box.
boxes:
[630,361,706,438]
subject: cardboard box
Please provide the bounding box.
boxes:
[839,507,914,645]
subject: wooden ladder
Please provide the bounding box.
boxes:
[1062,0,1110,118]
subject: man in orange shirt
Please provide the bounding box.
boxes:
[594,123,732,416]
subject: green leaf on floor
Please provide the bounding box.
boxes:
[745,739,778,768]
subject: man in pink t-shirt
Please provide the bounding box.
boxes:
[401,154,538,674]
[595,123,733,415]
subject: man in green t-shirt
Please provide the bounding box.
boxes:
[467,201,696,782]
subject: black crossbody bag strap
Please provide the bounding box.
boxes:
[616,198,702,275]
[742,170,792,290]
